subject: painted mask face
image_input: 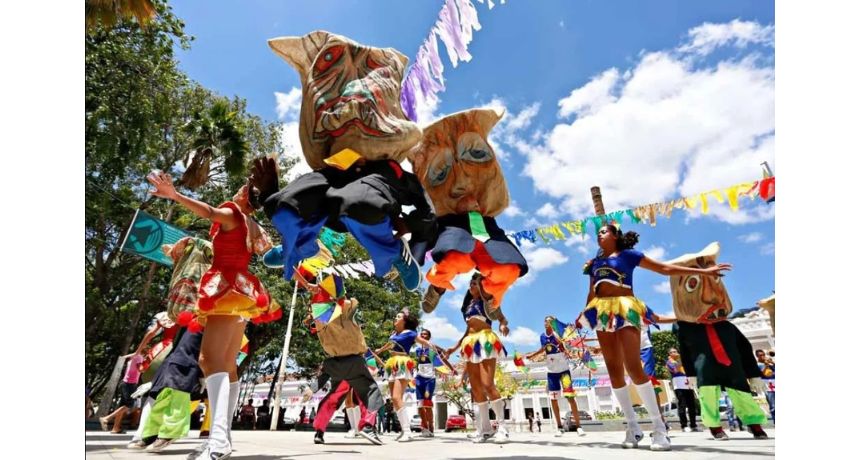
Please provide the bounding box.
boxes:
[666,242,733,323]
[408,108,510,217]
[269,31,420,169]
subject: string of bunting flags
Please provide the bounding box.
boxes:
[508,177,775,248]
[400,0,506,121]
[313,177,774,279]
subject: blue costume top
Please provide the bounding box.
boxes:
[388,329,418,354]
[462,298,492,326]
[414,345,436,379]
[586,249,645,291]
[540,333,562,354]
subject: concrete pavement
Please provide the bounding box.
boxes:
[86,428,775,459]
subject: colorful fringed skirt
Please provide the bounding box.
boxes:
[385,354,416,381]
[575,296,655,332]
[459,329,507,364]
[196,267,282,326]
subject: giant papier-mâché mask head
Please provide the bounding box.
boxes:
[408,108,509,217]
[268,31,421,170]
[665,242,733,324]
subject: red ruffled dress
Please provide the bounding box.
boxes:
[194,202,281,325]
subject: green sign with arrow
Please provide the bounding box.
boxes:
[120,210,191,266]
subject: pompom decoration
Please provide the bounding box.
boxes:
[188,319,204,333]
[256,293,269,308]
[177,311,194,327]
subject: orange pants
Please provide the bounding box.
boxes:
[426,241,520,308]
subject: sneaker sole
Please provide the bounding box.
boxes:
[359,431,383,446]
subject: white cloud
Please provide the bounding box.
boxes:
[482,98,541,160]
[536,203,560,219]
[679,19,774,56]
[653,281,671,294]
[502,201,524,218]
[739,232,764,243]
[275,88,302,121]
[516,241,570,286]
[420,313,463,342]
[514,20,774,226]
[415,96,442,126]
[559,20,565,28]
[564,233,593,255]
[279,122,312,180]
[760,242,775,255]
[642,245,667,261]
[505,326,540,347]
[522,244,569,272]
[558,68,620,118]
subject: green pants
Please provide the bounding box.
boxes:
[698,386,767,428]
[142,388,191,440]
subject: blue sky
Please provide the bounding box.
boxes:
[171,0,775,350]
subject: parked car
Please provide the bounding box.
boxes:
[410,414,423,432]
[561,411,592,431]
[445,415,467,432]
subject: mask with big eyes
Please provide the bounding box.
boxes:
[666,242,734,324]
[408,108,510,217]
[268,30,421,170]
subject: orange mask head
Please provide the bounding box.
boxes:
[408,108,510,217]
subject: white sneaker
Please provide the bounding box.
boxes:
[472,433,493,443]
[186,442,208,460]
[493,426,510,444]
[420,429,434,438]
[345,429,358,439]
[683,427,692,433]
[651,431,672,451]
[554,428,564,437]
[621,427,644,449]
[395,431,413,442]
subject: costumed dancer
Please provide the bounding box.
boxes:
[639,312,676,435]
[373,309,433,442]
[445,273,511,444]
[575,222,729,451]
[407,109,528,314]
[146,172,280,460]
[128,237,212,451]
[524,316,587,438]
[301,273,384,446]
[250,30,437,293]
[665,242,769,440]
[413,328,457,437]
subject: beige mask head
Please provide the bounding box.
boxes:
[666,242,733,323]
[268,31,420,169]
[408,108,510,217]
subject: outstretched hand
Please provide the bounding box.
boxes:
[705,263,732,277]
[146,171,178,200]
[249,157,280,205]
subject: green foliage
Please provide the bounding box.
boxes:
[85,1,282,398]
[650,330,680,380]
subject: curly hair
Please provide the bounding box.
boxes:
[420,328,432,339]
[401,309,420,331]
[605,224,639,250]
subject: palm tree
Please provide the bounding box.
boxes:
[180,99,250,189]
[86,0,157,30]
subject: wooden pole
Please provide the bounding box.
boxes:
[590,186,606,216]
[270,281,300,430]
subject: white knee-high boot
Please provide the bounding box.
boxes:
[346,406,359,435]
[489,398,509,443]
[396,407,412,442]
[205,372,231,454]
[634,381,671,451]
[613,385,643,448]
[227,381,239,445]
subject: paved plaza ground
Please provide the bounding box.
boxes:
[86,428,775,460]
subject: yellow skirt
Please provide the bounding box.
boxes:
[460,329,507,363]
[575,296,654,332]
[385,355,416,381]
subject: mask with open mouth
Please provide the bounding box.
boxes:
[269,30,421,170]
[665,242,734,324]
